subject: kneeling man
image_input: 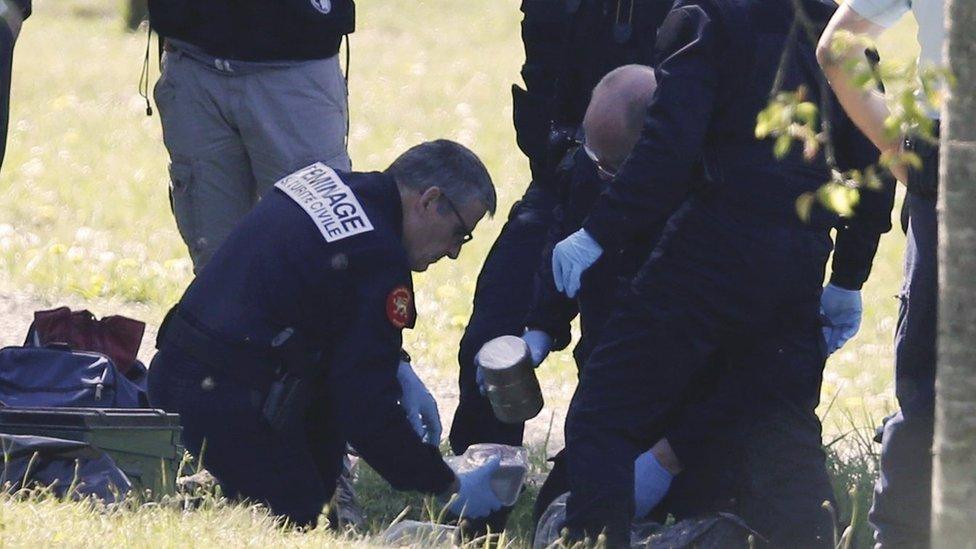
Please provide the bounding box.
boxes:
[148,140,504,526]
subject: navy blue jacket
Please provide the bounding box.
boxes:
[515,0,671,187]
[148,0,354,61]
[550,0,673,129]
[176,167,455,494]
[525,150,660,353]
[581,0,894,291]
[526,0,895,470]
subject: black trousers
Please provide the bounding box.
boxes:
[450,182,560,454]
[869,193,937,549]
[536,315,836,548]
[148,346,345,527]
[0,13,22,171]
[563,198,834,546]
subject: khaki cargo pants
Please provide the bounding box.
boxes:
[154,47,352,271]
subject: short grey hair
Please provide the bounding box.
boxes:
[385,139,497,216]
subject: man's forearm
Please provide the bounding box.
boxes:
[816,4,908,182]
[825,66,895,154]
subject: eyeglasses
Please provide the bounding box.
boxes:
[582,143,618,180]
[442,193,474,244]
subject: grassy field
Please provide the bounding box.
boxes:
[0,0,923,546]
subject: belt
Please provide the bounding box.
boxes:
[157,307,279,391]
[163,38,327,76]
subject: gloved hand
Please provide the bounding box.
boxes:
[522,329,553,367]
[397,360,442,446]
[633,449,674,520]
[447,456,504,519]
[820,283,863,355]
[552,229,603,298]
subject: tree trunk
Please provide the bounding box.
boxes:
[933,0,976,547]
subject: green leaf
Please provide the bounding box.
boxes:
[818,183,859,217]
[900,151,923,170]
[795,192,815,224]
[795,102,818,125]
[774,135,793,159]
[864,168,883,191]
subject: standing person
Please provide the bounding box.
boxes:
[817,2,944,547]
[549,0,894,544]
[526,64,890,548]
[0,0,29,171]
[451,0,672,469]
[148,0,361,523]
[148,0,354,271]
[148,141,504,527]
[449,1,672,533]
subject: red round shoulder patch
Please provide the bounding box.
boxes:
[386,286,415,329]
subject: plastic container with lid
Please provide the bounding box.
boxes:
[445,443,529,506]
[382,520,458,545]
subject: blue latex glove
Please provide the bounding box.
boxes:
[476,330,554,395]
[447,455,504,519]
[820,283,863,355]
[552,229,603,298]
[397,360,443,446]
[633,450,674,520]
[522,329,553,367]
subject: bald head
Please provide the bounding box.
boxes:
[582,65,657,176]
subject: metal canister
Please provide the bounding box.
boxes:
[476,335,544,424]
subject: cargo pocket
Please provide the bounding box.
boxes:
[153,52,180,116]
[305,56,348,113]
[168,160,202,260]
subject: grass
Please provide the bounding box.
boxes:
[0,0,926,547]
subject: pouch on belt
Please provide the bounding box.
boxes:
[157,308,319,433]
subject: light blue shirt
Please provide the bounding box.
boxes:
[847,0,945,66]
[847,0,945,118]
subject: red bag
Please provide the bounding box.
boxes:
[25,307,145,378]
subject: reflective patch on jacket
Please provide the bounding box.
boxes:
[275,162,375,242]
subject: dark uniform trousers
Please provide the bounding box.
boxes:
[869,191,938,549]
[149,346,344,527]
[0,0,29,170]
[663,314,836,549]
[557,197,837,548]
[534,305,836,549]
[450,183,560,454]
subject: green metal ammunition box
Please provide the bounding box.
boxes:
[0,407,182,498]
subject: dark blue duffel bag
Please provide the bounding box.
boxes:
[0,345,147,408]
[0,433,131,503]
